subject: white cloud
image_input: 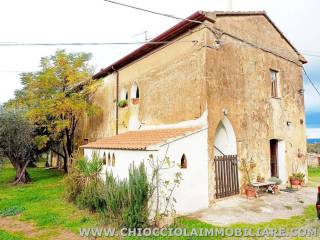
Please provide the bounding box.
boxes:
[307,128,320,138]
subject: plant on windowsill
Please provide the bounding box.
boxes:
[289,172,305,187]
[118,99,128,108]
[240,158,257,198]
[131,98,139,105]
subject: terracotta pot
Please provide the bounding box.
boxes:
[290,179,300,186]
[132,98,139,105]
[245,186,257,198]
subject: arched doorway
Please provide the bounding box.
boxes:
[214,117,237,156]
[213,117,239,198]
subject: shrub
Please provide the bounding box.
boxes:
[65,154,150,228]
[76,180,105,211]
[123,162,149,228]
[101,163,149,228]
[101,171,129,227]
[64,152,104,210]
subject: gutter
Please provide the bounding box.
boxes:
[112,67,119,135]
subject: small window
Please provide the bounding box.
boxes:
[120,88,128,101]
[180,154,187,169]
[102,152,107,165]
[131,82,139,99]
[83,138,89,145]
[270,69,280,98]
[107,153,111,166]
[112,153,116,166]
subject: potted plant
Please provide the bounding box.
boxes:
[118,99,128,108]
[268,177,282,193]
[131,98,139,105]
[240,158,257,198]
[289,172,305,186]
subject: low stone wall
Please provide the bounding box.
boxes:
[307,153,320,167]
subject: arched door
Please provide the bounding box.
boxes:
[213,117,239,198]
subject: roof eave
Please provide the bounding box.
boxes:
[92,11,207,79]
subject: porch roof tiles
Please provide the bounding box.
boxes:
[81,127,200,150]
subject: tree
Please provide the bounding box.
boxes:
[0,108,37,184]
[6,50,100,172]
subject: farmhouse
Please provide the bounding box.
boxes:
[81,11,308,214]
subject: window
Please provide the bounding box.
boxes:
[270,69,280,98]
[107,153,111,166]
[83,138,89,145]
[120,88,128,101]
[112,153,116,166]
[180,154,187,169]
[131,82,139,99]
[102,152,107,165]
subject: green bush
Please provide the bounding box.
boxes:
[101,163,149,228]
[76,180,105,211]
[64,152,104,210]
[101,171,129,227]
[65,154,150,228]
[123,162,149,228]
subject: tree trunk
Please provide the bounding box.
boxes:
[14,163,31,184]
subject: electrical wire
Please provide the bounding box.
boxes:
[104,0,203,24]
[0,40,197,46]
[303,67,320,97]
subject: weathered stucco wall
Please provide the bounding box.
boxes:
[205,16,307,203]
[84,26,207,140]
[83,13,307,204]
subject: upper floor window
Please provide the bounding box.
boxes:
[270,69,280,98]
[131,83,139,99]
[120,88,128,101]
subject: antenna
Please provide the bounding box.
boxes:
[132,30,149,41]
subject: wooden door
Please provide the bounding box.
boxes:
[270,140,278,177]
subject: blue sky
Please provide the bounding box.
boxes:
[304,57,320,131]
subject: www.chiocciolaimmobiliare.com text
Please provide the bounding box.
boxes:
[79,227,320,237]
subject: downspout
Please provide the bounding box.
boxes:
[112,67,119,135]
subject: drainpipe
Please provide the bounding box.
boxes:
[112,67,119,135]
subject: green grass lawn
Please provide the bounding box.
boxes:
[0,163,319,239]
[0,163,101,239]
[308,167,320,187]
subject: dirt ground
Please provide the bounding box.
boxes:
[0,216,88,240]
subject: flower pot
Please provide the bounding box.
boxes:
[245,186,257,198]
[290,179,300,186]
[273,185,280,194]
[132,98,139,105]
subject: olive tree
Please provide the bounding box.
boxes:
[0,108,37,184]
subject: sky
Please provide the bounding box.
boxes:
[0,0,319,137]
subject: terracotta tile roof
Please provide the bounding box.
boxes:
[81,127,200,150]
